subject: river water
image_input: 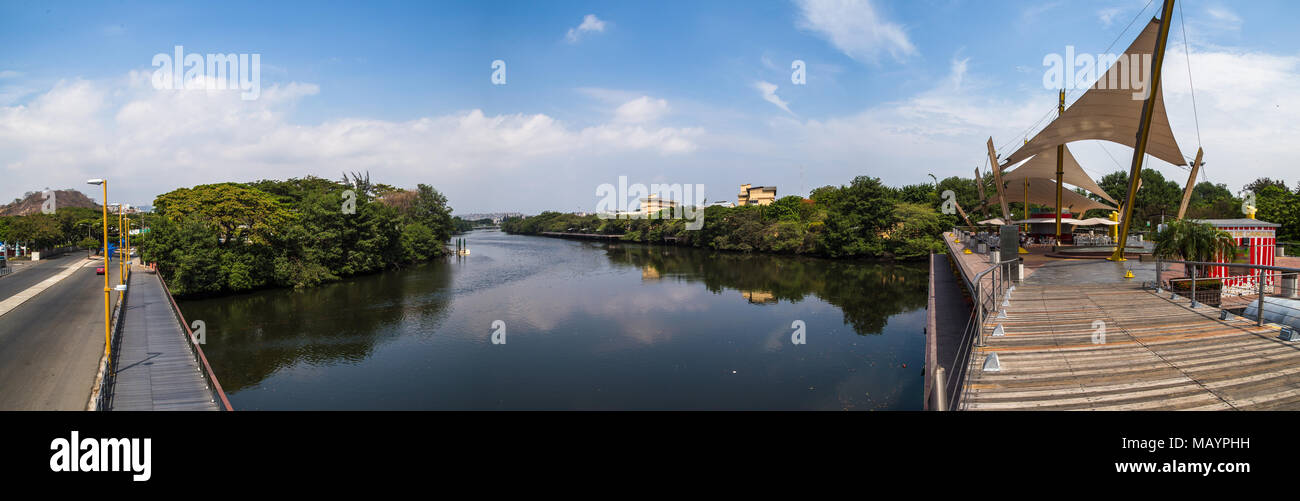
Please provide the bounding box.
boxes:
[179,229,929,410]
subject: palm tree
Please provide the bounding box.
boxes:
[1152,219,1238,278]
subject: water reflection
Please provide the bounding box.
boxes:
[180,230,929,410]
[604,244,929,334]
[183,261,454,393]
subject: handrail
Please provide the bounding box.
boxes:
[150,263,233,411]
[942,229,1020,410]
[1156,258,1300,327]
[1156,258,1300,274]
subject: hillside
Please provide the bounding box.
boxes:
[0,189,100,216]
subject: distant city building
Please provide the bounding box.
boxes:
[737,184,777,206]
[455,212,522,225]
[638,194,678,214]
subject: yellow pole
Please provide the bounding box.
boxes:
[101,183,110,358]
[1024,179,1030,231]
[124,216,130,283]
[1023,138,1030,232]
[118,209,124,285]
[1112,0,1178,261]
[1055,90,1065,239]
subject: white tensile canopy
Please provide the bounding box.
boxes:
[1001,145,1117,204]
[1002,19,1187,169]
[1011,217,1119,226]
[989,177,1116,214]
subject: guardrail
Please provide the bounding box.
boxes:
[1156,258,1300,327]
[935,230,1019,411]
[94,279,129,411]
[150,263,233,411]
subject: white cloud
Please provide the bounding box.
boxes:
[1097,7,1123,27]
[613,96,670,123]
[745,41,1300,196]
[1206,6,1243,26]
[794,0,917,63]
[0,74,701,211]
[950,57,970,90]
[565,14,607,43]
[753,81,792,114]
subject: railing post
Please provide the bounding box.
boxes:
[975,278,985,347]
[1190,264,1197,307]
[933,367,948,411]
[1258,269,1266,326]
[1155,257,1162,291]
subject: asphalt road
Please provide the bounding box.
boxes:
[0,253,121,410]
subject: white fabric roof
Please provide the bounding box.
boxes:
[1001,145,1117,204]
[1003,19,1187,169]
[1011,217,1119,226]
[989,177,1116,213]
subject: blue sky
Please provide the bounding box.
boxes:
[2,0,1297,213]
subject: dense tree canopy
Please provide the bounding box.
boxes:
[503,176,951,260]
[138,175,455,296]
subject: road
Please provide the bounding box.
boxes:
[0,253,121,410]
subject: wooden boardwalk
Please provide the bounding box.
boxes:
[107,267,220,411]
[961,281,1300,410]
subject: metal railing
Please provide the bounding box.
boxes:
[94,283,129,411]
[1156,258,1300,327]
[151,263,234,411]
[934,230,1019,410]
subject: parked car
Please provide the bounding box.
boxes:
[96,266,105,275]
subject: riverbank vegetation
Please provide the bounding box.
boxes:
[0,206,114,256]
[503,171,1299,260]
[503,176,954,260]
[137,174,454,296]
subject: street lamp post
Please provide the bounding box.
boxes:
[87,179,110,358]
[124,215,131,282]
[113,205,123,285]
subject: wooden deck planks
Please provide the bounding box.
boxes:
[108,269,218,411]
[960,282,1300,411]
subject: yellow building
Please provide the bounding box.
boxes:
[638,194,679,216]
[737,184,777,206]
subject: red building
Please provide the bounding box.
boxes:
[1196,218,1279,289]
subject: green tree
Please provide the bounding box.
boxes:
[1152,219,1237,277]
[816,177,897,258]
[7,214,63,249]
[154,183,292,247]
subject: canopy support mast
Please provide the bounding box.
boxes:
[987,138,1011,220]
[1111,0,1177,261]
[1176,147,1204,219]
[1055,90,1065,239]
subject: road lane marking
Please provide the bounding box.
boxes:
[0,259,99,317]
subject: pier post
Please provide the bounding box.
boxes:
[1258,269,1266,326]
[1191,265,1198,308]
[932,367,948,411]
